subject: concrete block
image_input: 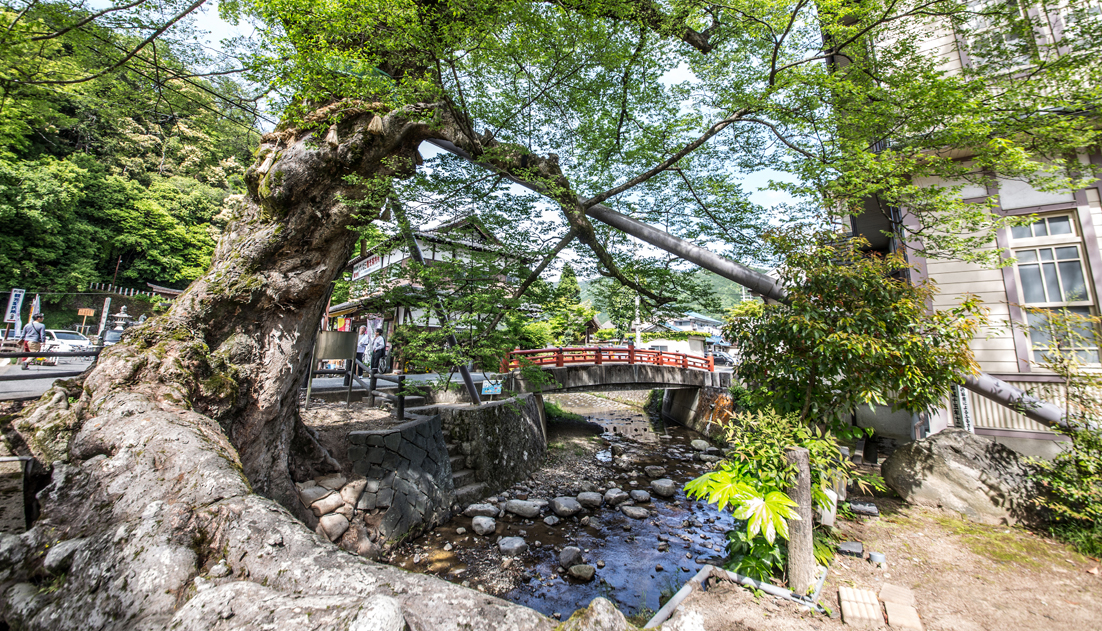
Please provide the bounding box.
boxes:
[366,434,386,447]
[377,488,394,508]
[357,492,377,511]
[884,601,923,630]
[367,448,386,465]
[879,583,915,607]
[384,432,402,452]
[349,431,369,446]
[839,587,882,627]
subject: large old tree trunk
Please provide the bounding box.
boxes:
[0,105,608,630]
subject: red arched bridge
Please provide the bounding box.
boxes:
[500,346,716,372]
[500,347,729,394]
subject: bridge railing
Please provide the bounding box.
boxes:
[500,346,714,372]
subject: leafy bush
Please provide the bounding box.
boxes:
[1023,308,1102,555]
[544,399,584,423]
[724,229,987,436]
[686,408,883,582]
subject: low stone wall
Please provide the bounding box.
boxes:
[348,415,454,542]
[661,386,730,438]
[437,394,547,499]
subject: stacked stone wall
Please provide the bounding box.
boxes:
[347,416,454,543]
[662,386,731,438]
[437,394,547,498]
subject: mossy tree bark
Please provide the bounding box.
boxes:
[0,103,596,630]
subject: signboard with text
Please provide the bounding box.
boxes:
[481,381,502,396]
[949,385,974,433]
[78,308,96,317]
[352,254,384,281]
[4,289,25,323]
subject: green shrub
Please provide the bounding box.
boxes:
[1022,308,1102,555]
[544,399,584,423]
[686,408,883,582]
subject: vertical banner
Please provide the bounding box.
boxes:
[949,385,974,433]
[98,297,112,336]
[4,289,24,323]
[30,294,40,316]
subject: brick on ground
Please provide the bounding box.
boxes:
[878,583,916,607]
[884,601,924,631]
[839,586,882,627]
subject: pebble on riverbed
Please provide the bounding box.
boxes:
[471,516,496,536]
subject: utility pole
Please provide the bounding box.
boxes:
[111,255,122,287]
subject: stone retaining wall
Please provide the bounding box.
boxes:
[661,386,730,438]
[348,415,454,542]
[438,394,547,498]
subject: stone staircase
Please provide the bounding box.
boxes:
[442,428,484,505]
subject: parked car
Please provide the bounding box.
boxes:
[712,351,735,366]
[44,329,93,352]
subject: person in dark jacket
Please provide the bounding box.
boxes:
[18,313,45,370]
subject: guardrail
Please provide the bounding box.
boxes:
[0,350,101,382]
[500,346,714,372]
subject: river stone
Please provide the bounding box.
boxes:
[499,537,528,556]
[317,514,350,542]
[311,492,346,517]
[550,497,583,517]
[620,506,650,519]
[577,492,603,509]
[651,479,677,497]
[471,516,497,535]
[698,454,722,463]
[568,564,596,582]
[644,466,667,478]
[881,428,1036,525]
[340,479,367,506]
[604,488,630,506]
[630,490,651,503]
[559,546,583,568]
[44,538,86,574]
[580,481,599,493]
[349,595,407,631]
[505,499,541,518]
[463,503,499,518]
[544,516,560,526]
[316,474,348,490]
[690,439,710,452]
[298,485,332,505]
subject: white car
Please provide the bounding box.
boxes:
[43,330,94,360]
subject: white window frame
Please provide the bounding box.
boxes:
[1011,213,1100,364]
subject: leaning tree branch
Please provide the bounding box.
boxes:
[28,0,150,41]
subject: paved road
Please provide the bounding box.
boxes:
[0,360,93,400]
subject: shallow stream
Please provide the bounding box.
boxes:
[386,392,735,620]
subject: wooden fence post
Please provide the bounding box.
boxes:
[784,446,815,595]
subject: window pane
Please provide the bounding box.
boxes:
[1043,262,1062,301]
[1077,349,1100,364]
[1012,224,1033,239]
[1059,261,1088,301]
[1019,264,1047,302]
[1027,310,1054,347]
[1016,249,1037,263]
[1049,216,1073,235]
[1055,246,1078,260]
[1040,248,1054,261]
[1033,219,1048,236]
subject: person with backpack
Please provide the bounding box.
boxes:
[18,313,46,370]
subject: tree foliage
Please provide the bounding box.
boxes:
[725,228,989,429]
[0,4,260,297]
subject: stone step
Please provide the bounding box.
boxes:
[449,454,465,470]
[446,442,461,457]
[452,468,476,488]
[455,482,486,505]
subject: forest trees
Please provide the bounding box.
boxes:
[0,4,261,298]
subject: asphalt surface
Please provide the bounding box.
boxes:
[0,360,93,400]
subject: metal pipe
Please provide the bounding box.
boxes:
[644,564,714,628]
[583,202,1069,429]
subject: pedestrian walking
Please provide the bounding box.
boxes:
[19,313,46,370]
[370,328,386,372]
[355,325,370,376]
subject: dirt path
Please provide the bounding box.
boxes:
[665,504,1102,631]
